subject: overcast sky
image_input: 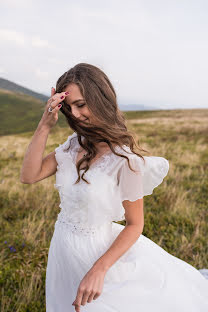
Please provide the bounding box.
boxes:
[0,0,208,109]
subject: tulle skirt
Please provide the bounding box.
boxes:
[46,220,208,312]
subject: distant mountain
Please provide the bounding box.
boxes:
[0,77,160,111]
[119,104,160,111]
[0,88,45,136]
[0,78,67,136]
[0,78,48,102]
[0,77,161,136]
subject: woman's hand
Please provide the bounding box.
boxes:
[72,266,107,312]
[38,87,70,130]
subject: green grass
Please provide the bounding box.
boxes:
[0,89,67,136]
[0,108,208,311]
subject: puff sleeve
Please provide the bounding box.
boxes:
[54,132,76,167]
[117,154,169,202]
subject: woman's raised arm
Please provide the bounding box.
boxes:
[20,87,69,184]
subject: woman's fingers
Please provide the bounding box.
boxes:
[47,91,69,111]
[51,87,56,97]
[49,93,68,109]
[53,102,62,113]
[48,89,61,105]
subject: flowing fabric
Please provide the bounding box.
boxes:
[46,132,208,311]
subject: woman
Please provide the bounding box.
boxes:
[20,63,208,312]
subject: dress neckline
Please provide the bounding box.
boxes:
[72,134,116,170]
[74,148,113,170]
[69,132,130,171]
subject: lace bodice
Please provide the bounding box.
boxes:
[54,132,169,235]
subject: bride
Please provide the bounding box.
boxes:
[20,63,208,312]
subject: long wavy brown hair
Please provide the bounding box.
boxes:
[55,63,149,184]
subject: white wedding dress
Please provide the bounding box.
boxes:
[46,132,208,312]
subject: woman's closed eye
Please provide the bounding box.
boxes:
[78,103,85,108]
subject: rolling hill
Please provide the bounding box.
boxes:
[0,77,160,136]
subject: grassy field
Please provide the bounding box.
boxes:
[0,108,208,311]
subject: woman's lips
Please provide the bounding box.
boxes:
[80,118,88,122]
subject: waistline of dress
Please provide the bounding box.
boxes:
[55,218,113,236]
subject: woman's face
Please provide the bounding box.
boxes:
[63,83,96,125]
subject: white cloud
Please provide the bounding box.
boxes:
[34,68,49,80]
[0,0,208,109]
[0,67,6,74]
[31,36,51,48]
[0,28,54,49]
[1,0,34,9]
[47,58,65,65]
[0,29,25,46]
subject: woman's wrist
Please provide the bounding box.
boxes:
[36,122,51,134]
[92,259,110,273]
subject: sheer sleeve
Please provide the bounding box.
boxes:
[117,154,169,202]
